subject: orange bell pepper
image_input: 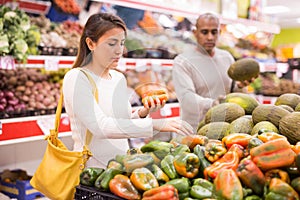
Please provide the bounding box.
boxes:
[257,131,286,143]
[214,169,243,200]
[173,152,200,179]
[109,174,141,200]
[250,138,296,171]
[142,185,179,200]
[265,169,290,184]
[292,141,300,154]
[236,157,265,195]
[204,145,242,180]
[180,135,209,150]
[130,167,159,191]
[204,139,227,162]
[222,133,252,149]
[265,178,299,200]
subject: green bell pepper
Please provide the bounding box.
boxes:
[265,178,299,200]
[192,178,214,192]
[190,185,213,199]
[161,154,178,179]
[123,153,154,173]
[151,164,169,184]
[140,140,173,159]
[165,177,190,193]
[107,159,123,171]
[171,144,190,156]
[179,192,190,200]
[193,144,211,177]
[244,195,262,200]
[80,167,104,186]
[94,167,122,190]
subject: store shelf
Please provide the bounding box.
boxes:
[0,114,71,146]
[3,55,289,74]
[2,0,52,15]
[0,103,181,145]
[93,0,280,34]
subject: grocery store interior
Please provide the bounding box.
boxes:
[1,0,300,199]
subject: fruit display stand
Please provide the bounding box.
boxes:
[0,54,286,175]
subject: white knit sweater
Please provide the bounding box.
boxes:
[63,68,153,168]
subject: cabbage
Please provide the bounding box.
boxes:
[11,39,28,61]
[0,5,40,61]
[0,34,9,54]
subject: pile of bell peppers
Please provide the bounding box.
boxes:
[79,133,300,200]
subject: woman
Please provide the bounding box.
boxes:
[63,12,193,168]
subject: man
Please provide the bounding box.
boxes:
[172,12,250,131]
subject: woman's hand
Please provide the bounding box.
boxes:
[152,118,194,136]
[138,96,166,118]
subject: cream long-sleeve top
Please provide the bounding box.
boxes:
[172,47,235,131]
[63,68,153,168]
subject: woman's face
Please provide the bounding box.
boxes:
[91,27,126,70]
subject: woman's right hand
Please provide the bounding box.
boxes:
[152,118,194,136]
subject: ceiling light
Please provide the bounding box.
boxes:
[263,6,290,14]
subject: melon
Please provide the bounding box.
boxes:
[279,112,300,144]
[252,104,290,127]
[197,121,230,140]
[225,92,259,114]
[204,102,245,124]
[275,93,300,110]
[227,58,260,81]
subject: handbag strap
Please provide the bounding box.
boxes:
[50,68,99,149]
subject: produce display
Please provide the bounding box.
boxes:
[251,73,300,96]
[78,92,300,200]
[0,68,68,118]
[0,5,41,61]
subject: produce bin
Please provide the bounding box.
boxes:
[0,169,44,200]
[75,185,125,200]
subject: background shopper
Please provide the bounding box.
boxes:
[172,12,253,131]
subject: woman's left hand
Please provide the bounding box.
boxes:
[138,96,166,118]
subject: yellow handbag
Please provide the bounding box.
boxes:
[30,69,98,200]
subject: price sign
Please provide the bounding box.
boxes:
[0,56,15,70]
[45,58,59,71]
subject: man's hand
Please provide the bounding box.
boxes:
[236,77,256,88]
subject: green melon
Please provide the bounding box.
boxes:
[227,58,260,81]
[279,112,300,144]
[296,103,300,112]
[229,116,254,134]
[197,121,230,140]
[252,104,290,127]
[250,121,279,135]
[204,102,245,124]
[278,104,294,112]
[275,93,300,109]
[225,92,259,114]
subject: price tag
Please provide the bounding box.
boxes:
[0,56,15,70]
[45,58,59,71]
[160,106,172,117]
[37,115,56,135]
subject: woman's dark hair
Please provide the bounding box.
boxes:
[73,12,127,68]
